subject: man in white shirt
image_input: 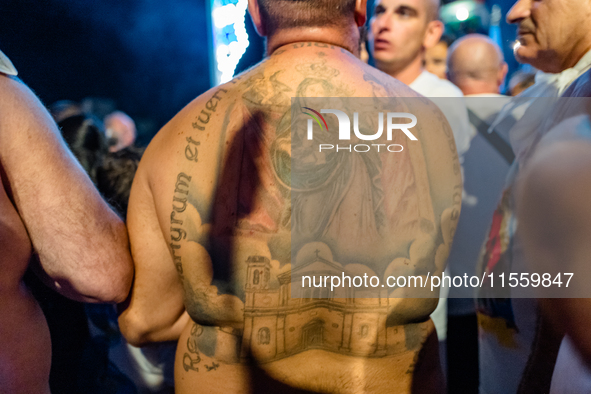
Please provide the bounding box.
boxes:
[367,0,473,157]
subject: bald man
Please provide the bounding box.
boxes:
[447,34,510,133]
[447,34,508,96]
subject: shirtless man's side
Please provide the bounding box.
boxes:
[0,70,133,392]
[119,1,462,392]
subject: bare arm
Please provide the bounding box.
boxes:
[118,137,190,347]
[0,75,133,303]
[517,140,591,366]
[118,85,239,345]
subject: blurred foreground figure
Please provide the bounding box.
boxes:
[0,50,133,392]
[517,68,591,394]
[518,134,591,394]
[119,0,462,392]
[475,0,591,393]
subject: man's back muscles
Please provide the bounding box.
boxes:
[132,43,461,393]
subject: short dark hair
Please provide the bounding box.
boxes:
[439,34,453,48]
[258,0,357,35]
[96,146,144,219]
[57,114,108,184]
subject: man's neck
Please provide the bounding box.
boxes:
[266,26,360,58]
[378,55,424,86]
[559,42,591,72]
[460,81,501,96]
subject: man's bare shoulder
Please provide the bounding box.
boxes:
[0,75,47,138]
[139,81,242,172]
[0,73,27,102]
[138,45,448,208]
[134,78,249,235]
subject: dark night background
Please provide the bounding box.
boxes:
[1,0,517,146]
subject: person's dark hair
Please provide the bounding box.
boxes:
[509,69,537,96]
[439,34,453,48]
[258,0,357,36]
[96,146,144,219]
[57,114,108,184]
[49,100,83,123]
[54,108,141,219]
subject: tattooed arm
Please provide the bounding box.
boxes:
[118,141,190,346]
[0,75,132,303]
[118,85,240,345]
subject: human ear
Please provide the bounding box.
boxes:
[354,0,368,27]
[248,0,266,36]
[423,20,443,49]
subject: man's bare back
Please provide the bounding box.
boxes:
[122,38,461,392]
[0,73,133,392]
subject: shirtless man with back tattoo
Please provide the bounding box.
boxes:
[119,1,462,392]
[0,52,133,392]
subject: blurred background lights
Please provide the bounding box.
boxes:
[456,6,470,21]
[210,0,250,85]
[439,1,490,39]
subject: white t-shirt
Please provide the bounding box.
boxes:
[0,49,18,76]
[410,70,474,157]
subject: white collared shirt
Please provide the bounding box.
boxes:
[0,49,17,76]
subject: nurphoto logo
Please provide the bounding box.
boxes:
[303,107,418,153]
